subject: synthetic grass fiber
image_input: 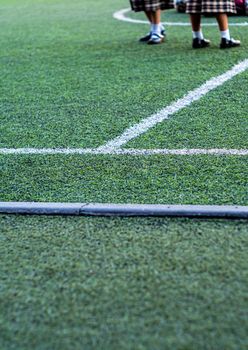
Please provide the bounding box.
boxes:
[1,155,247,204]
[0,0,247,204]
[1,215,248,350]
[1,2,248,349]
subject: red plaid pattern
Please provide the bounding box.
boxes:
[130,0,174,12]
[186,0,237,13]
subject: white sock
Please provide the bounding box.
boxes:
[192,30,204,40]
[221,29,230,40]
[152,24,161,35]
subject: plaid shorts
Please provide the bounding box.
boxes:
[186,0,237,14]
[130,0,174,12]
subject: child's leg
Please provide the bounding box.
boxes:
[190,13,210,48]
[139,10,163,42]
[190,13,201,32]
[216,13,240,48]
[216,13,230,39]
[215,13,228,31]
[147,9,165,44]
[144,10,153,23]
[150,10,163,35]
[139,11,153,42]
[150,9,165,34]
[150,9,161,25]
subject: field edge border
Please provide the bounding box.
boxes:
[0,202,248,218]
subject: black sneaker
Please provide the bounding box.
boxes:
[139,32,152,42]
[220,38,241,49]
[147,33,165,45]
[139,29,165,42]
[192,38,210,49]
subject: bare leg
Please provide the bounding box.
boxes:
[140,9,163,44]
[216,12,240,48]
[138,10,153,42]
[150,9,161,25]
[147,9,164,44]
[190,13,201,31]
[190,13,210,48]
[215,13,228,31]
[144,10,153,24]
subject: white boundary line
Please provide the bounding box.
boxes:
[113,8,248,26]
[99,59,248,151]
[0,148,248,155]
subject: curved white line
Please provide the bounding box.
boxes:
[113,8,248,26]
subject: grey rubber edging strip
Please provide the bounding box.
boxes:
[0,202,248,218]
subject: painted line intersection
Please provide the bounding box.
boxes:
[1,12,248,157]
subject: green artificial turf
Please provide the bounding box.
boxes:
[0,0,247,205]
[0,0,247,148]
[0,154,247,204]
[128,72,248,149]
[0,215,248,350]
[1,3,248,349]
